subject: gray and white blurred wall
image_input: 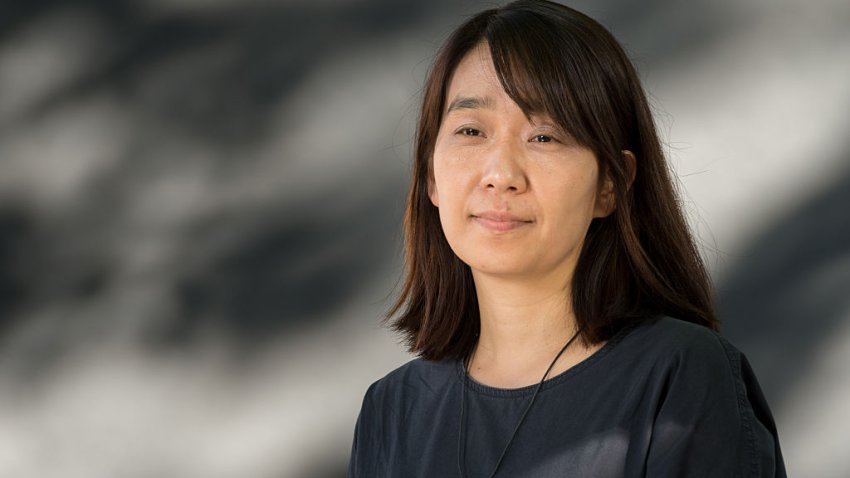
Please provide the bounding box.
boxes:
[0,0,847,477]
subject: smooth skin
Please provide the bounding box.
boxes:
[429,42,634,388]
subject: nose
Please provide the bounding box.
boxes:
[479,140,528,194]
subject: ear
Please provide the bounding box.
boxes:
[427,171,439,207]
[593,150,636,218]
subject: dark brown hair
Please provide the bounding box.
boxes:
[387,0,718,361]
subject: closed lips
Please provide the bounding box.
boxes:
[472,212,533,231]
[473,211,532,222]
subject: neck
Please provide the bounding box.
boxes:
[470,271,579,372]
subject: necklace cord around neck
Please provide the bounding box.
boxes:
[457,328,582,478]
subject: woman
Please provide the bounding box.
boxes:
[349,1,786,476]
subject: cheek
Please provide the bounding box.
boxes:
[431,154,468,210]
[433,173,467,225]
[431,163,473,252]
[539,169,600,227]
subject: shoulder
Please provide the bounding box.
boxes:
[610,315,750,396]
[625,317,785,476]
[618,316,765,428]
[630,315,723,345]
[367,356,457,395]
[360,357,458,417]
[623,315,739,365]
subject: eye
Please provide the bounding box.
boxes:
[458,127,481,137]
[532,134,554,143]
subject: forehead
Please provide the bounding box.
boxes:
[444,43,507,107]
[443,42,558,126]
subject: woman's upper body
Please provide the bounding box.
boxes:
[351,0,787,476]
[349,316,786,478]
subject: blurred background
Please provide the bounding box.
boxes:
[0,0,848,476]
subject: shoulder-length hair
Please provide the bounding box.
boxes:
[387,0,718,361]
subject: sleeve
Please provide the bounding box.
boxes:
[735,345,787,477]
[348,382,380,478]
[645,332,786,478]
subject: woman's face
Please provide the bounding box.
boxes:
[429,42,613,283]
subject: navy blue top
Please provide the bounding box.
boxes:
[348,316,786,477]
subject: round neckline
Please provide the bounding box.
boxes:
[454,323,637,398]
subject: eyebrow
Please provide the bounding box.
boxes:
[445,96,494,114]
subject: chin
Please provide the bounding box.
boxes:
[463,256,533,276]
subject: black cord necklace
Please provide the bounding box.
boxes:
[457,328,581,478]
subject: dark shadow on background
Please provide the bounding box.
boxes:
[154,180,407,351]
[718,151,850,408]
[0,207,33,332]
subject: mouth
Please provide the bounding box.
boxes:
[471,212,533,232]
